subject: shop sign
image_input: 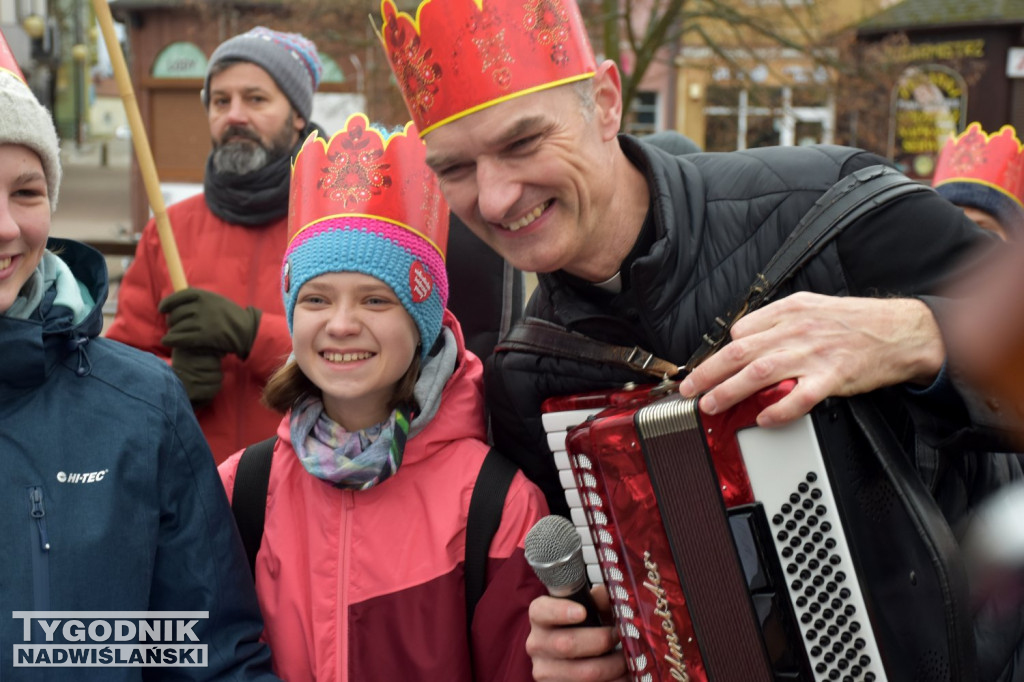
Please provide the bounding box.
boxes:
[888,64,967,179]
[152,42,207,79]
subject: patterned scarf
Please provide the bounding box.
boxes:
[290,395,412,490]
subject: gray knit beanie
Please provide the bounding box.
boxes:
[201,27,323,121]
[0,70,61,210]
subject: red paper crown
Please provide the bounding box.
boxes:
[379,0,597,136]
[288,113,449,259]
[0,27,27,84]
[933,122,1024,206]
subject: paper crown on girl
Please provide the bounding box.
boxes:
[284,113,450,356]
[0,27,26,83]
[379,0,597,136]
[932,123,1024,231]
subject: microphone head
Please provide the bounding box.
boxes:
[524,515,587,593]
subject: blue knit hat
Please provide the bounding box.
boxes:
[934,182,1024,236]
[202,27,323,121]
[284,116,450,359]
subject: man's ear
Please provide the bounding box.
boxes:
[593,60,624,142]
[294,111,307,133]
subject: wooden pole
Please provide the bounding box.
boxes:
[91,0,187,291]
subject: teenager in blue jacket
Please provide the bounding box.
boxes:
[0,33,279,682]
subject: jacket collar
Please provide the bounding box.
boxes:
[0,238,106,390]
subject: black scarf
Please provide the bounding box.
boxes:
[203,121,318,227]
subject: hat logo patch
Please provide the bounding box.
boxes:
[409,261,433,303]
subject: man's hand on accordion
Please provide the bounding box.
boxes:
[526,585,629,682]
[679,293,945,427]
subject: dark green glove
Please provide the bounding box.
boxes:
[170,348,224,409]
[159,287,262,359]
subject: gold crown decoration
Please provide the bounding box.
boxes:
[379,0,597,136]
[288,114,449,260]
[933,122,1024,208]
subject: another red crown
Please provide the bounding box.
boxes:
[933,122,1024,204]
[379,0,597,136]
[0,27,27,84]
[288,113,449,260]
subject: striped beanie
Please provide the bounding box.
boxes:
[202,27,322,121]
[284,114,450,358]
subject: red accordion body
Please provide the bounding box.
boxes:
[543,381,888,682]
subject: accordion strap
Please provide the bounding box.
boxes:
[682,165,932,371]
[497,317,682,379]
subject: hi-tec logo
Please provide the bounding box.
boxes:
[56,470,109,484]
[13,612,208,667]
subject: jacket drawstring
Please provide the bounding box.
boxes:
[65,335,93,377]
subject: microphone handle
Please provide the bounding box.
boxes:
[551,583,604,628]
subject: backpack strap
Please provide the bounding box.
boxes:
[231,438,516,639]
[465,448,518,637]
[231,436,277,580]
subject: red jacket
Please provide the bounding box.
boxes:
[219,316,548,681]
[106,194,290,463]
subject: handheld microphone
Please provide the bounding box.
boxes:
[524,515,604,627]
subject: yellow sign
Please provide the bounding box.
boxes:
[886,39,985,63]
[889,65,967,179]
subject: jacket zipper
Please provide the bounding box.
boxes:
[28,486,51,617]
[338,492,354,682]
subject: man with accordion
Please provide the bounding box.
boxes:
[376,0,1024,679]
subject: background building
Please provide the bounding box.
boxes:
[669,0,899,151]
[107,0,373,231]
[856,0,1024,179]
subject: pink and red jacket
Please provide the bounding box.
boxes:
[219,316,548,681]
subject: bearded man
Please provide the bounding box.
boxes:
[107,27,322,463]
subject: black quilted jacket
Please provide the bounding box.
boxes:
[485,136,1023,681]
[489,136,1002,513]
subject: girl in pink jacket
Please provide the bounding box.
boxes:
[219,115,548,681]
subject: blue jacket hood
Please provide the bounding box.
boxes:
[0,238,107,390]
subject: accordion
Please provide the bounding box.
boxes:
[542,380,973,682]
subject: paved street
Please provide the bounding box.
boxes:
[51,137,133,242]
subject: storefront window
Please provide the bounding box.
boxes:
[704,82,832,151]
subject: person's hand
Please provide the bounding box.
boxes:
[526,585,628,682]
[170,347,224,409]
[159,288,261,359]
[679,292,945,427]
